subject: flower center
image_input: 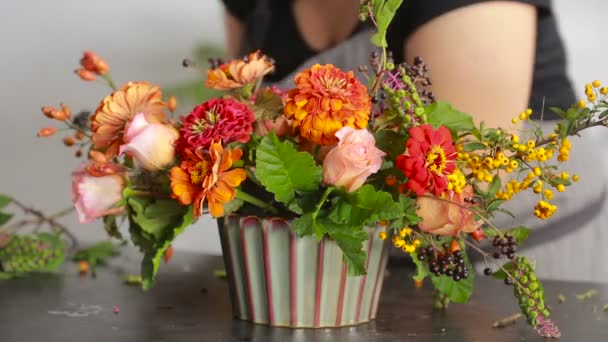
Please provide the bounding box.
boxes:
[190,106,220,134]
[320,76,347,94]
[425,145,447,174]
[189,159,211,185]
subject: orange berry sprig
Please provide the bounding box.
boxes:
[38,103,92,158]
[74,51,117,90]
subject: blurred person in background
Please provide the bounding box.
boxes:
[220,0,608,282]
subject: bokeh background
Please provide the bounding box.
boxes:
[1,0,606,255]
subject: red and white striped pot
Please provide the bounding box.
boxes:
[218,215,389,328]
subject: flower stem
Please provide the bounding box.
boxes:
[101,73,118,91]
[235,189,278,215]
[312,187,334,223]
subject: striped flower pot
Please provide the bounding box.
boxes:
[218,214,389,328]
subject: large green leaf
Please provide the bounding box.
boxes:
[128,198,185,241]
[329,185,403,226]
[292,213,314,237]
[254,132,322,209]
[426,101,475,133]
[323,221,368,276]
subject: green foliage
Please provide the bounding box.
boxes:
[388,195,422,230]
[0,212,12,226]
[73,241,120,274]
[127,198,194,290]
[374,129,407,160]
[254,132,322,213]
[430,252,474,303]
[369,0,404,48]
[0,194,11,209]
[462,142,487,152]
[292,213,314,237]
[103,215,123,240]
[0,233,66,278]
[487,175,501,197]
[411,252,429,281]
[425,101,475,133]
[323,221,368,276]
[328,185,403,227]
[492,261,516,280]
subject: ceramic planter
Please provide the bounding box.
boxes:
[218,215,389,328]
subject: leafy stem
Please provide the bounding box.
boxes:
[235,188,278,215]
[312,187,334,223]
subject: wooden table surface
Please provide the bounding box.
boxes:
[0,250,607,342]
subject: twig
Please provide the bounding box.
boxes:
[492,312,522,328]
[9,198,78,249]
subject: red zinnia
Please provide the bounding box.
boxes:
[181,98,255,150]
[396,124,456,195]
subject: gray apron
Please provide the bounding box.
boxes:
[241,3,608,282]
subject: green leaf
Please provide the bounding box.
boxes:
[328,185,403,226]
[0,194,11,209]
[462,142,487,152]
[488,175,501,197]
[369,0,404,48]
[103,215,123,240]
[0,212,13,226]
[486,199,504,213]
[374,129,407,159]
[425,102,475,133]
[506,226,531,244]
[254,132,322,209]
[549,107,567,119]
[324,221,368,276]
[292,213,314,237]
[411,252,429,281]
[139,206,194,290]
[492,261,516,280]
[430,253,474,303]
[128,198,186,241]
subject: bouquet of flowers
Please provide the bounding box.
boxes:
[2,0,607,337]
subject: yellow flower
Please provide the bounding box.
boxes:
[284,64,370,145]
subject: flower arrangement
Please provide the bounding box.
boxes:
[1,0,608,337]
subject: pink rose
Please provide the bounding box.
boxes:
[119,112,179,170]
[416,185,483,236]
[72,162,125,223]
[322,127,386,192]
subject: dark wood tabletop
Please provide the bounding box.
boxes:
[0,250,606,342]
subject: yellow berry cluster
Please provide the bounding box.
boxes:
[557,138,571,162]
[446,168,467,193]
[379,227,421,254]
[583,80,607,104]
[534,200,557,220]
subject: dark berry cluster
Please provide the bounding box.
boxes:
[491,233,518,260]
[417,243,469,281]
[405,57,435,103]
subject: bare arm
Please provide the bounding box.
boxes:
[405,1,536,130]
[224,10,245,58]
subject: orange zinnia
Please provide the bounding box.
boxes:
[284,64,370,145]
[205,50,275,91]
[170,142,246,217]
[91,81,167,157]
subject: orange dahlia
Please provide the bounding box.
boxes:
[170,142,246,217]
[283,64,370,145]
[205,50,275,91]
[91,81,167,157]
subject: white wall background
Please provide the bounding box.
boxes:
[0,0,606,255]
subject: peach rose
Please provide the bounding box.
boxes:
[322,127,385,192]
[416,185,483,236]
[119,112,179,171]
[72,162,125,223]
[254,116,292,137]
